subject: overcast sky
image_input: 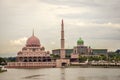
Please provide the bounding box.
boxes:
[0,0,120,57]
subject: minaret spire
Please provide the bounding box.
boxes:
[61,19,64,29]
[60,19,65,59]
[32,28,34,36]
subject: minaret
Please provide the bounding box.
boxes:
[32,28,34,36]
[60,19,65,59]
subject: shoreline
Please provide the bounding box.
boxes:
[5,65,120,69]
[69,66,120,68]
[69,64,120,68]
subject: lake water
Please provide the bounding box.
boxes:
[0,68,120,80]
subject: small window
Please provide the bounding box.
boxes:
[33,48,36,51]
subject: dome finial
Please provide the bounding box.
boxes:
[61,19,64,27]
[80,37,82,39]
[32,28,34,36]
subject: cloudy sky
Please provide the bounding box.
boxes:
[0,0,120,57]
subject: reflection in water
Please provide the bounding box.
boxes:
[23,74,44,79]
[78,76,108,80]
[78,74,120,80]
[78,77,85,80]
[61,68,65,80]
[88,76,108,80]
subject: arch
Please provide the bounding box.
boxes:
[29,57,32,62]
[33,57,37,62]
[24,57,28,62]
[61,62,67,67]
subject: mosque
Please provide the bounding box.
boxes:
[16,32,51,63]
[6,20,70,68]
[6,20,106,68]
[7,32,56,68]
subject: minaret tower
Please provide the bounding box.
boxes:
[60,19,65,59]
[56,19,70,67]
[32,28,34,36]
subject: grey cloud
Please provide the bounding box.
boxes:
[40,0,120,23]
[39,0,99,7]
[65,23,120,40]
[0,0,120,54]
[59,12,120,24]
[40,0,120,7]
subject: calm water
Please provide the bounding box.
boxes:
[0,68,120,80]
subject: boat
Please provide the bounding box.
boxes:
[0,65,7,72]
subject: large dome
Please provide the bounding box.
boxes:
[26,35,40,47]
[77,38,84,45]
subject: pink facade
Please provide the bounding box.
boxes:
[16,33,52,63]
[7,62,56,68]
[7,31,56,68]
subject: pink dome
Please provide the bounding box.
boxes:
[26,35,40,47]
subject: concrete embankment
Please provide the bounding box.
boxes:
[70,63,120,68]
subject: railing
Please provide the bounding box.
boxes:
[6,62,56,68]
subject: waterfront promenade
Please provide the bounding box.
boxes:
[70,62,120,68]
[6,62,120,68]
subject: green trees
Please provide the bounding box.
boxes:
[78,53,120,63]
[0,57,7,65]
[50,54,60,59]
[6,57,16,62]
[66,55,71,58]
[50,54,71,59]
[79,56,87,62]
[0,57,16,65]
[78,55,107,62]
[88,56,100,61]
[108,53,120,62]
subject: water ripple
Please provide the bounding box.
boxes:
[23,74,45,79]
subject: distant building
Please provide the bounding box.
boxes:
[70,38,92,62]
[52,49,73,56]
[73,38,92,55]
[92,49,107,55]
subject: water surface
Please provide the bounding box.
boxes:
[0,68,120,80]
